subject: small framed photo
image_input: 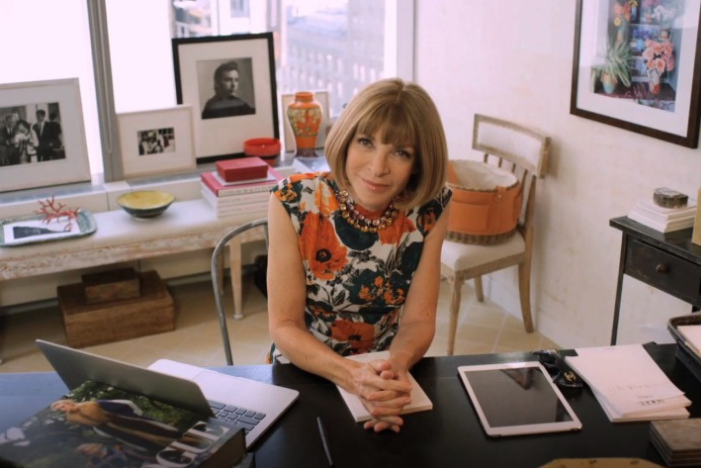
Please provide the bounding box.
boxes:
[281,90,331,153]
[117,105,196,179]
[0,78,90,193]
[172,33,279,163]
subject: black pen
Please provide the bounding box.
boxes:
[317,416,334,467]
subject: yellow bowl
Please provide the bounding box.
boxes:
[117,190,175,219]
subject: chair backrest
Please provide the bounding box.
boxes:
[211,218,269,365]
[472,114,550,231]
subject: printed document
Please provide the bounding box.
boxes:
[566,344,690,422]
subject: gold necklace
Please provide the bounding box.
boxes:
[336,190,399,233]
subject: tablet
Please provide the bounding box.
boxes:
[457,361,582,437]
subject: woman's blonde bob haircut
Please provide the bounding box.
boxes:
[324,78,448,209]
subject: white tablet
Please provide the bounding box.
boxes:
[457,361,582,437]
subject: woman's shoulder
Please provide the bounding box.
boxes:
[276,171,334,191]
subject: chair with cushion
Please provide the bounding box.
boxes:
[211,218,269,365]
[441,114,550,355]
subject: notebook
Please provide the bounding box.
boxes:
[36,340,299,449]
[336,351,433,422]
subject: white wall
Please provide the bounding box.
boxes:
[416,0,701,347]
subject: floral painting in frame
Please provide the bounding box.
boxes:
[570,0,701,147]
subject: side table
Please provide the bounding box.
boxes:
[609,216,701,345]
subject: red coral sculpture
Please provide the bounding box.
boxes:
[35,196,79,232]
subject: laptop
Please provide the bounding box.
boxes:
[36,340,299,449]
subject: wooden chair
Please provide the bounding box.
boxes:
[211,218,269,365]
[441,114,550,356]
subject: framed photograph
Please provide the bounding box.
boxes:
[570,0,701,147]
[117,105,196,179]
[173,33,279,163]
[0,78,90,193]
[281,90,331,153]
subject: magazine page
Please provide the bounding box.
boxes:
[0,380,245,468]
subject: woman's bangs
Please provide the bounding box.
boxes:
[356,104,416,148]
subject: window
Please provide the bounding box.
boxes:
[0,0,413,181]
[170,0,415,117]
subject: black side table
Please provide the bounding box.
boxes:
[609,216,701,345]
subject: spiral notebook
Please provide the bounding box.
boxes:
[336,351,433,423]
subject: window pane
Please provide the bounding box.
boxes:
[171,0,391,117]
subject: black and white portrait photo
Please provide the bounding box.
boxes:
[137,127,176,156]
[197,58,256,120]
[0,102,64,167]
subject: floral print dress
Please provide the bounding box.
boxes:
[272,172,452,356]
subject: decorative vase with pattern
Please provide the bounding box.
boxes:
[647,68,661,95]
[287,91,322,157]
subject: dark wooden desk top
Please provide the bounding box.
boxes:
[1,344,700,468]
[610,216,701,265]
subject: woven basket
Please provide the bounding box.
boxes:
[446,160,522,245]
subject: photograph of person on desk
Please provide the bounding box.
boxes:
[267,78,452,433]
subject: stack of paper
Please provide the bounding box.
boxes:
[565,344,690,422]
[677,325,701,359]
[628,198,697,233]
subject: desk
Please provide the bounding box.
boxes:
[0,200,267,362]
[610,216,701,345]
[1,344,699,468]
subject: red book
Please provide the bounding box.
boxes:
[201,167,283,197]
[216,157,269,183]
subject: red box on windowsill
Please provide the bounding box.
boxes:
[215,157,269,183]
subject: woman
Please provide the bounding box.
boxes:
[267,78,452,433]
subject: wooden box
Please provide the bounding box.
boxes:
[82,267,140,304]
[58,271,175,348]
[215,157,269,182]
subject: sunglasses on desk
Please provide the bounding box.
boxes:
[533,349,585,389]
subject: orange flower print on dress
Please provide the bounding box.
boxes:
[379,211,415,245]
[383,287,405,306]
[316,185,339,217]
[331,320,375,354]
[299,214,347,280]
[417,208,437,234]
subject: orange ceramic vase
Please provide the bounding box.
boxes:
[287,91,322,157]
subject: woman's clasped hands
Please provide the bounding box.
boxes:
[348,358,413,433]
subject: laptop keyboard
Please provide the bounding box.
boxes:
[209,400,266,434]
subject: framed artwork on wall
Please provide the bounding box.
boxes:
[0,78,90,193]
[172,33,279,163]
[570,0,701,148]
[280,90,331,153]
[117,105,196,179]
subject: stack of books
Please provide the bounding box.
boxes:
[628,198,697,233]
[649,419,701,467]
[565,344,691,422]
[200,157,282,218]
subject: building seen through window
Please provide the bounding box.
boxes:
[171,0,386,117]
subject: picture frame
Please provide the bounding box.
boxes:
[117,105,196,179]
[0,78,90,193]
[281,90,331,153]
[172,33,279,163]
[570,0,701,148]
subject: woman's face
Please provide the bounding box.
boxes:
[344,128,415,212]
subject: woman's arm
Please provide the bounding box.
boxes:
[389,203,451,373]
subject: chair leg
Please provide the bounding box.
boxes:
[447,276,463,356]
[228,236,244,320]
[517,261,535,333]
[474,275,484,302]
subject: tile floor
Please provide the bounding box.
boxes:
[0,275,559,373]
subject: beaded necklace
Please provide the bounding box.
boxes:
[336,189,399,233]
